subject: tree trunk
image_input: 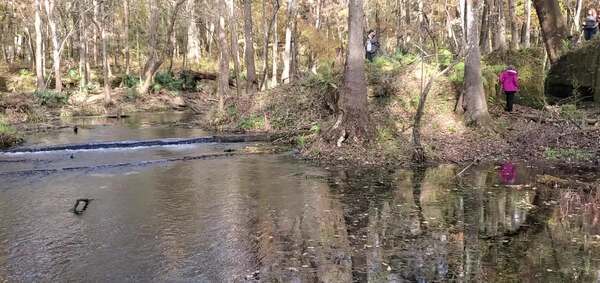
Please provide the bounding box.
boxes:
[329,0,370,144]
[243,0,258,94]
[463,0,490,125]
[270,13,278,88]
[34,0,45,90]
[187,0,202,67]
[90,1,111,105]
[138,0,162,94]
[124,0,130,75]
[79,1,88,90]
[227,0,241,96]
[259,0,279,90]
[493,0,507,51]
[217,0,230,113]
[281,0,295,84]
[138,0,186,94]
[572,0,583,34]
[480,0,491,54]
[523,0,531,48]
[508,0,519,50]
[92,0,99,66]
[44,0,61,93]
[533,0,568,64]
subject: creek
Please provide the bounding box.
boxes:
[0,113,599,282]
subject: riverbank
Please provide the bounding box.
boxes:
[202,55,599,170]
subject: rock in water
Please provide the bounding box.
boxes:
[72,199,92,214]
[546,38,600,103]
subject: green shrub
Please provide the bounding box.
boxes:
[559,104,585,121]
[544,147,593,161]
[123,74,140,88]
[153,71,184,92]
[449,62,465,85]
[0,115,22,148]
[124,88,140,101]
[238,115,265,130]
[33,90,68,107]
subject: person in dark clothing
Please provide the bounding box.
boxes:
[365,30,379,62]
[499,65,519,113]
[583,8,598,41]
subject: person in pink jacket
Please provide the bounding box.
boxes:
[499,65,519,112]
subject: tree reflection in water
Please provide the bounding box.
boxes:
[314,165,600,282]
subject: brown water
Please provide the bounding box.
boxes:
[0,114,599,282]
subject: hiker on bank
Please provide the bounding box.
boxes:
[365,30,379,62]
[499,65,519,113]
[583,8,598,41]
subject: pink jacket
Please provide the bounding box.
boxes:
[499,70,519,92]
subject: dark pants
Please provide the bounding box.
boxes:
[504,91,516,112]
[584,28,598,41]
[366,52,376,62]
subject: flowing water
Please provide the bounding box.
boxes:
[0,113,599,282]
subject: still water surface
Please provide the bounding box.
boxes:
[0,114,599,282]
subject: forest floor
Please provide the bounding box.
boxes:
[202,57,600,170]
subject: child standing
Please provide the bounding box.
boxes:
[499,65,519,113]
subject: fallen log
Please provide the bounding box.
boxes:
[179,70,236,87]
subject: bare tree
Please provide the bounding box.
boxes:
[463,0,489,124]
[187,0,202,67]
[78,0,88,90]
[90,0,111,104]
[281,0,295,84]
[123,0,130,75]
[138,0,186,94]
[34,0,45,90]
[270,9,278,88]
[44,0,62,92]
[493,0,507,51]
[243,0,258,93]
[523,0,531,48]
[508,0,519,50]
[217,0,230,112]
[533,0,568,64]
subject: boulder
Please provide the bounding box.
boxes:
[545,38,600,103]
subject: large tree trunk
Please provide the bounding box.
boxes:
[493,0,507,51]
[44,0,61,93]
[533,0,568,64]
[281,0,295,84]
[187,0,202,67]
[329,0,370,144]
[243,0,258,94]
[92,0,99,66]
[508,0,519,50]
[91,1,111,104]
[463,0,489,125]
[227,0,241,96]
[138,0,162,94]
[123,0,130,75]
[270,13,278,88]
[479,0,492,54]
[572,0,583,34]
[259,0,279,90]
[523,0,531,48]
[217,0,230,113]
[79,1,88,90]
[34,0,45,91]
